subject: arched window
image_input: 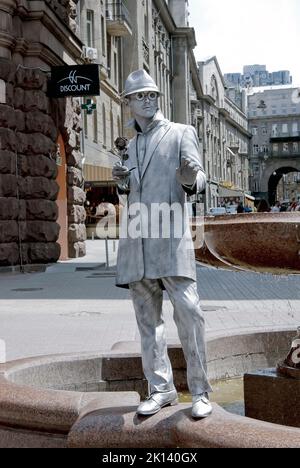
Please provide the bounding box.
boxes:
[210,75,219,106]
[110,110,114,148]
[117,115,121,138]
[93,97,98,143]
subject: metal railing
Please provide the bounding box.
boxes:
[106,1,132,29]
[271,131,300,139]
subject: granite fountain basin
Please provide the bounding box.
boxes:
[0,330,300,448]
[196,212,300,274]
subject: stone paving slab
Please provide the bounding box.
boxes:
[0,240,299,361]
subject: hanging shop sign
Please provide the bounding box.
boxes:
[48,65,100,98]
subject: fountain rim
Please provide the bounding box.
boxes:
[0,329,300,448]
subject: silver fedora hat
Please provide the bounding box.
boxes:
[123,69,161,97]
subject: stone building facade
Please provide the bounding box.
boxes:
[247,86,300,204]
[0,0,86,267]
[78,0,128,190]
[198,57,252,210]
[123,0,195,125]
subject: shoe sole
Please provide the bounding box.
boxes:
[136,398,178,417]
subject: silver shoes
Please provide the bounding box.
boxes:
[137,390,212,419]
[136,390,178,416]
[191,393,212,419]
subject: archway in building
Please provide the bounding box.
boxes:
[268,166,300,206]
[55,133,68,261]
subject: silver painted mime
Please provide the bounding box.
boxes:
[113,70,212,418]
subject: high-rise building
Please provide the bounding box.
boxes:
[224,65,292,89]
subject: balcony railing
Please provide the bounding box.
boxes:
[106,1,132,36]
[271,150,300,158]
[270,131,300,142]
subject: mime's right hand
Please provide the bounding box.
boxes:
[112,161,130,180]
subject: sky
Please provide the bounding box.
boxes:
[188,0,300,85]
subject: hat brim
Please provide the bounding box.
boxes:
[122,87,163,98]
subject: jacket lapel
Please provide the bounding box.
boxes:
[141,122,172,181]
[128,137,140,186]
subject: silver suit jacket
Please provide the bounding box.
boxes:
[116,112,206,288]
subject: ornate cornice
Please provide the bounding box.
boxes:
[172,27,196,50]
[0,0,18,14]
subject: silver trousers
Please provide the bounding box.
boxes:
[129,277,212,396]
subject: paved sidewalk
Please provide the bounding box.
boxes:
[0,240,299,361]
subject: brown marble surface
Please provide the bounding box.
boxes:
[201,213,300,275]
[68,403,300,449]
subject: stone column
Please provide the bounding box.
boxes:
[171,36,189,124]
[64,98,87,258]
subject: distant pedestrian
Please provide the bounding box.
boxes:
[257,199,270,213]
[237,202,244,214]
[288,198,298,212]
[271,201,281,213]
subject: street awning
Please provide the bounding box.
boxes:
[218,187,243,198]
[84,164,113,183]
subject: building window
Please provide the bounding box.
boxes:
[282,123,288,134]
[110,111,114,149]
[144,14,149,43]
[292,122,298,135]
[283,143,289,153]
[101,16,106,55]
[261,127,267,135]
[273,143,279,153]
[93,98,98,143]
[83,98,88,138]
[260,145,268,154]
[107,34,111,79]
[102,104,107,148]
[86,10,94,47]
[293,142,299,153]
[251,127,258,136]
[272,124,278,137]
[253,145,259,154]
[117,116,121,138]
[114,52,118,85]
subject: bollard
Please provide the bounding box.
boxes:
[105,238,109,269]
